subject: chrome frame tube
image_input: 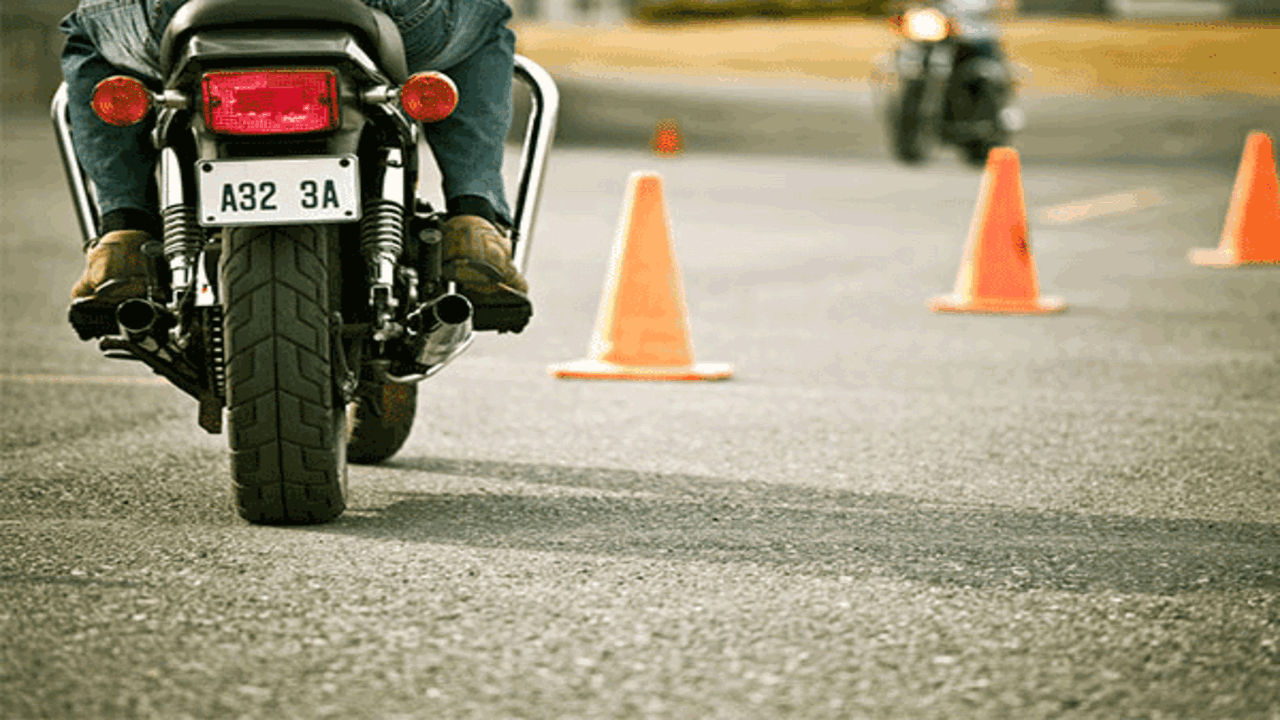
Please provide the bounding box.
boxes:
[50,83,101,245]
[511,55,559,276]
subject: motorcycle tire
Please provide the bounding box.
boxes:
[222,223,348,525]
[347,381,417,464]
[892,78,929,165]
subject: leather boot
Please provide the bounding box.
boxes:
[70,229,151,305]
[440,215,528,296]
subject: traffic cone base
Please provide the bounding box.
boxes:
[1190,131,1280,267]
[930,147,1067,315]
[1189,244,1280,267]
[550,171,733,382]
[1188,247,1250,268]
[549,359,733,381]
[928,294,1066,315]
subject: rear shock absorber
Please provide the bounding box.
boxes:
[361,148,407,341]
[159,147,201,304]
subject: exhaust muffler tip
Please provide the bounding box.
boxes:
[408,293,474,369]
[115,297,176,345]
[116,298,161,336]
[432,293,472,326]
[407,292,472,334]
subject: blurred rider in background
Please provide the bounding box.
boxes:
[944,0,1008,63]
[935,0,1010,118]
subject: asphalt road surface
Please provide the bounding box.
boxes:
[2,92,1280,719]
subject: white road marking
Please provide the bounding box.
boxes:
[1035,187,1169,226]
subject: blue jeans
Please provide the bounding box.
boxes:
[60,0,516,229]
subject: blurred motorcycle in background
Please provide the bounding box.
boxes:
[873,0,1025,167]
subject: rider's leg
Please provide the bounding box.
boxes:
[393,0,527,297]
[60,11,161,238]
[60,9,158,304]
[395,0,515,226]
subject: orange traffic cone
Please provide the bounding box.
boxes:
[1190,131,1280,267]
[549,171,733,381]
[929,147,1066,314]
[651,119,684,156]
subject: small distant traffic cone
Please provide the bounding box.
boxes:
[1189,131,1280,267]
[549,171,732,381]
[651,119,684,156]
[929,147,1066,315]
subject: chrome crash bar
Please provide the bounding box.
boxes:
[510,55,559,276]
[50,83,100,245]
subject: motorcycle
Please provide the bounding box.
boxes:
[51,0,558,525]
[877,0,1023,167]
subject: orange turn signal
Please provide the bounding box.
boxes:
[91,76,153,127]
[400,71,458,123]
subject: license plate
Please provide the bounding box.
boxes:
[197,155,361,226]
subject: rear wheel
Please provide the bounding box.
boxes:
[347,381,418,464]
[221,224,348,524]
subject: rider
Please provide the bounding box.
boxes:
[60,0,528,311]
[937,0,1009,119]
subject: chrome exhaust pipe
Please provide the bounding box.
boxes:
[377,293,475,384]
[116,298,173,345]
[117,298,161,335]
[409,293,473,368]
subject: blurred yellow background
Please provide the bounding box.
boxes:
[515,17,1279,99]
[1,1,1276,105]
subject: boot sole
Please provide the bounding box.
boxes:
[68,300,120,340]
[443,261,532,333]
[67,279,148,340]
[459,282,533,334]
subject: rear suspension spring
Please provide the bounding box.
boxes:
[361,198,406,337]
[162,203,202,297]
[360,198,406,266]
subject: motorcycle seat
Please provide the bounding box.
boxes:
[159,0,408,82]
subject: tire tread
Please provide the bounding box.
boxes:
[223,225,346,524]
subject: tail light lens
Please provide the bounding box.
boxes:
[202,69,338,135]
[400,71,458,123]
[92,76,153,127]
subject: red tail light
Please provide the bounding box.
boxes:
[400,71,458,123]
[202,69,338,135]
[92,76,152,127]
